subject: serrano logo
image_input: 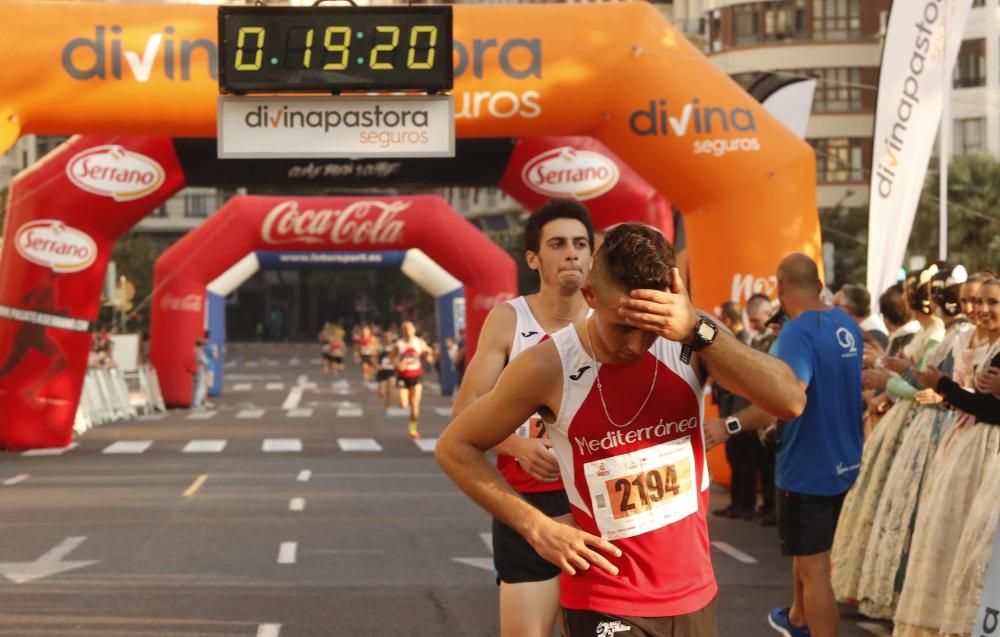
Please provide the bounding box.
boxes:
[522,148,620,201]
[574,418,698,455]
[261,200,407,246]
[15,220,98,273]
[66,145,165,201]
[630,98,760,157]
[160,293,203,313]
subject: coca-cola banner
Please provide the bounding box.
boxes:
[499,137,674,242]
[0,136,184,449]
[151,195,516,405]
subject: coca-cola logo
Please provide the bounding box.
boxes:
[15,220,97,273]
[521,148,620,201]
[261,200,407,246]
[66,145,165,202]
[472,292,514,311]
[160,293,203,313]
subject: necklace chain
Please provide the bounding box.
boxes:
[584,318,658,429]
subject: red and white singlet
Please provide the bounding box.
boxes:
[497,296,564,494]
[396,337,426,378]
[546,324,716,617]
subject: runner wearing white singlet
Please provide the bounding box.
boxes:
[438,224,806,636]
[452,199,595,637]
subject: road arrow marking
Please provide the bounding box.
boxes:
[3,474,29,486]
[0,536,98,584]
[451,557,494,571]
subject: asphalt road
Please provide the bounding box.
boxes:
[0,342,889,637]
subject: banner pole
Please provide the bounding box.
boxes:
[940,21,951,262]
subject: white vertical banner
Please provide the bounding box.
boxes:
[866,0,975,296]
[973,522,1000,636]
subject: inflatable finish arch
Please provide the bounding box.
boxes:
[152,195,513,406]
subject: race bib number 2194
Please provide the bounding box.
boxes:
[584,436,698,541]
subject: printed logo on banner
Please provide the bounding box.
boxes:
[15,220,98,273]
[66,145,165,201]
[160,293,203,313]
[261,200,407,246]
[629,99,760,157]
[521,148,620,201]
[453,38,542,120]
[731,273,777,303]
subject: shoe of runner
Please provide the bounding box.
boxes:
[438,224,806,637]
[450,199,596,637]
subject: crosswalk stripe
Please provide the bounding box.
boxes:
[257,624,281,637]
[22,443,78,456]
[237,409,265,419]
[186,410,217,420]
[338,438,383,452]
[386,407,410,417]
[278,541,297,564]
[289,498,305,511]
[233,383,251,391]
[414,438,437,452]
[183,440,227,453]
[266,382,285,390]
[263,439,303,452]
[433,407,453,417]
[337,407,363,417]
[102,440,153,454]
[288,407,314,418]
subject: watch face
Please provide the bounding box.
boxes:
[697,321,716,340]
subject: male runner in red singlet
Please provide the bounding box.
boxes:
[438,224,805,636]
[452,198,594,637]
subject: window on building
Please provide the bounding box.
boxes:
[808,67,863,112]
[734,4,760,45]
[764,0,807,41]
[811,137,866,183]
[954,117,986,154]
[954,38,986,88]
[812,0,861,40]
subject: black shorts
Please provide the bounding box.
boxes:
[777,489,847,556]
[322,352,335,362]
[360,354,376,366]
[376,369,395,382]
[493,490,570,585]
[396,375,422,389]
[561,597,718,637]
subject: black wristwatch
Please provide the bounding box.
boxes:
[680,316,718,365]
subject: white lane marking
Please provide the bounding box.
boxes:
[0,536,99,584]
[3,474,29,486]
[290,358,301,365]
[424,381,441,392]
[337,438,383,452]
[711,541,758,564]
[246,361,260,368]
[263,439,303,453]
[452,557,494,571]
[297,374,308,385]
[265,360,280,367]
[257,625,281,637]
[186,410,217,420]
[138,413,167,421]
[182,440,227,454]
[858,622,892,636]
[22,443,78,457]
[433,407,453,417]
[288,408,314,418]
[289,498,305,511]
[414,438,437,452]
[309,358,321,364]
[266,382,285,390]
[282,387,304,410]
[296,470,312,482]
[480,533,493,553]
[183,474,208,497]
[278,542,297,564]
[237,409,265,419]
[386,407,410,417]
[233,383,251,391]
[102,440,153,454]
[336,407,363,418]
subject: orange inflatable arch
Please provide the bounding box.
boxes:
[0,0,820,309]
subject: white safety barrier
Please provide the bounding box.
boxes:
[74,365,167,434]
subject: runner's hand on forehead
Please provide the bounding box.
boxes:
[529,514,622,577]
[617,267,699,342]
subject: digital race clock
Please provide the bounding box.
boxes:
[218,6,453,94]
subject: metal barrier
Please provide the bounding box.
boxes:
[73,365,168,434]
